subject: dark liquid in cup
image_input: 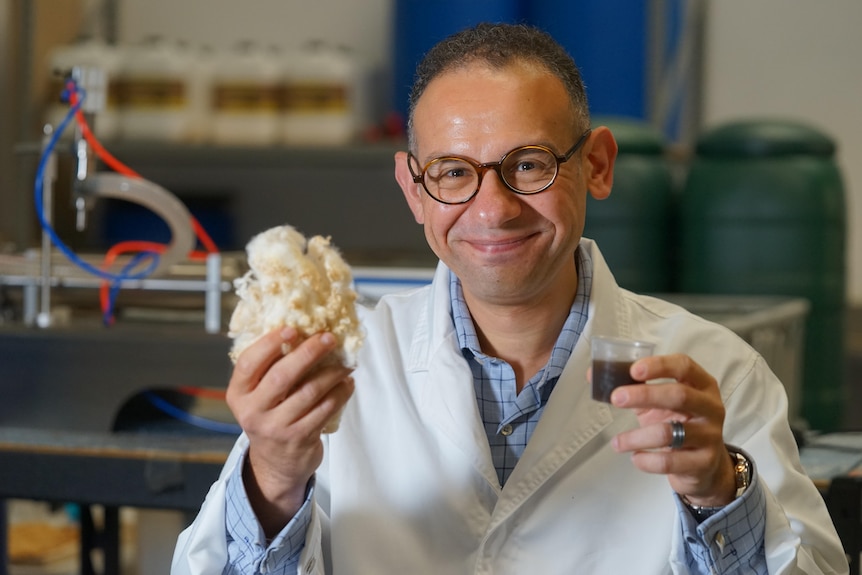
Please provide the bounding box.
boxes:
[592,360,638,403]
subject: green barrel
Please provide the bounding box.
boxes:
[679,119,846,431]
[585,116,675,292]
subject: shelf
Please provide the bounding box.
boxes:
[17,139,405,169]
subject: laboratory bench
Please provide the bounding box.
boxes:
[0,317,237,573]
[0,427,235,575]
[0,321,232,433]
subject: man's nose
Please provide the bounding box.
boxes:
[475,164,510,195]
[472,165,522,218]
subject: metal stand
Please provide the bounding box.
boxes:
[79,505,121,575]
[0,500,7,575]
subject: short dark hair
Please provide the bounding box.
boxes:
[407,22,590,149]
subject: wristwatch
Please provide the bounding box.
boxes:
[683,449,752,523]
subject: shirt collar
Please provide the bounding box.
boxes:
[450,246,593,379]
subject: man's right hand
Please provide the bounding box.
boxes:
[226,327,355,537]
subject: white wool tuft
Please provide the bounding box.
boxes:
[227,225,364,432]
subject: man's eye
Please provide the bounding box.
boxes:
[429,160,472,181]
[444,168,469,178]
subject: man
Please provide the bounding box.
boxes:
[173,23,847,574]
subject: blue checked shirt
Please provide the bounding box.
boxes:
[450,247,592,487]
[223,246,767,574]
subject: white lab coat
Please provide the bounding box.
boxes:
[173,239,848,575]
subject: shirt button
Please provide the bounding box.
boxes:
[714,531,727,552]
[500,424,513,436]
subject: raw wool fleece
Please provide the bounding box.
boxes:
[227,225,364,432]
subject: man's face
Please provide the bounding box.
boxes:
[399,61,593,307]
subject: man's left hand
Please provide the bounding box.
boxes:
[608,354,737,508]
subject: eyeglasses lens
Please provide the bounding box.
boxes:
[424,147,558,203]
[502,147,558,193]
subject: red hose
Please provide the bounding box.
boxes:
[68,83,220,255]
[177,386,228,400]
[67,82,221,321]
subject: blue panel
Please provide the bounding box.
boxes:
[391,0,525,122]
[526,1,648,119]
[391,0,649,123]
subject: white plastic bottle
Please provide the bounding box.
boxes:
[44,38,122,140]
[282,41,357,146]
[117,36,195,142]
[210,41,282,146]
[186,42,216,144]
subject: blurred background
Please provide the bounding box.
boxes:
[1,1,861,286]
[1,1,861,572]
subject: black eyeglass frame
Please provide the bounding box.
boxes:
[407,129,592,205]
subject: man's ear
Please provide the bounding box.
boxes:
[394,151,426,224]
[583,126,618,200]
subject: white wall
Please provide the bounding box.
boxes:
[702,0,862,305]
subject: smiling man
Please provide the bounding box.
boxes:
[173,23,848,575]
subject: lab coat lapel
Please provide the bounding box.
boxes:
[492,239,632,522]
[409,262,500,491]
[493,338,614,518]
[421,340,500,491]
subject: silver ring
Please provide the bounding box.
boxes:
[669,420,685,450]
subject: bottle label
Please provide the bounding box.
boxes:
[118,77,187,110]
[213,83,281,113]
[283,83,348,114]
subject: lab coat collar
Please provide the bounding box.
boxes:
[405,239,637,502]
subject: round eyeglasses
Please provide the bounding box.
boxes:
[408,129,592,205]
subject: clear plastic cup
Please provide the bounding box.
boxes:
[591,336,656,403]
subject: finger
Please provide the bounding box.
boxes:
[230,327,299,396]
[610,380,718,417]
[308,375,356,435]
[628,443,736,502]
[613,420,679,453]
[613,419,714,453]
[630,354,716,392]
[274,372,355,436]
[628,446,714,480]
[237,367,352,442]
[258,332,343,402]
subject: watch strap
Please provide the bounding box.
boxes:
[683,448,752,523]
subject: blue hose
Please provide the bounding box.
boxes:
[34,81,160,282]
[143,391,242,435]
